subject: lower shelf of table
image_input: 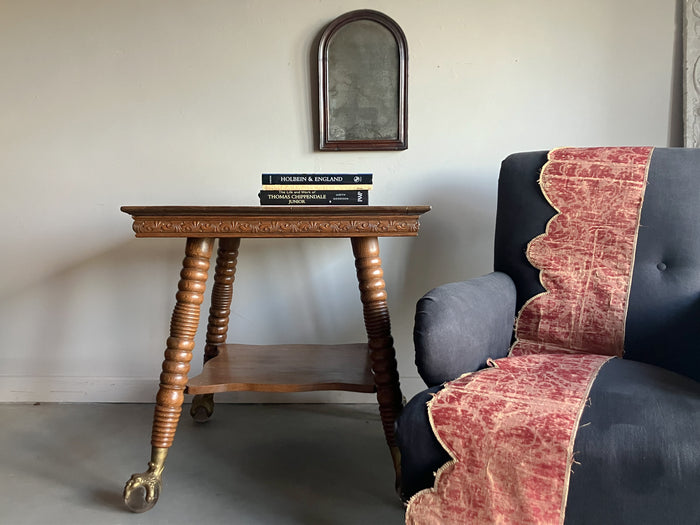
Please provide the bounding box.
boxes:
[186,343,376,394]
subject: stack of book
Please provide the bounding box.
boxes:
[259,174,372,205]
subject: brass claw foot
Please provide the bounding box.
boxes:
[190,393,215,423]
[123,448,167,513]
[123,472,161,513]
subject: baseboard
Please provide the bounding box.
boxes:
[0,375,427,404]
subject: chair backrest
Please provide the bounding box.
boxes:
[493,148,700,381]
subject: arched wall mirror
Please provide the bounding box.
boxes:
[318,10,408,151]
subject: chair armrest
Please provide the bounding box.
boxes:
[414,271,516,387]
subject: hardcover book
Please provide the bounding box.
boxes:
[258,189,369,205]
[261,173,373,185]
[261,184,372,191]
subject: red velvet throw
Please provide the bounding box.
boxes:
[406,147,653,524]
[511,147,653,357]
[406,353,611,525]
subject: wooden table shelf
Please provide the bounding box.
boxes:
[186,343,375,394]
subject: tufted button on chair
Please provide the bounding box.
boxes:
[397,148,700,524]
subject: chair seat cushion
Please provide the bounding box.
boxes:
[397,358,700,524]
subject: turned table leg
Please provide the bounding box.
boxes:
[190,237,241,423]
[351,236,404,490]
[124,237,214,512]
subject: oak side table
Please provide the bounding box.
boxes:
[120,205,430,512]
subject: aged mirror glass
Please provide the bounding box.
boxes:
[318,10,408,151]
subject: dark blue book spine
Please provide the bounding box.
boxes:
[259,190,369,205]
[261,173,373,185]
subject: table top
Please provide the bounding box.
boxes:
[121,205,431,238]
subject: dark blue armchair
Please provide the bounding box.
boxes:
[397,148,700,524]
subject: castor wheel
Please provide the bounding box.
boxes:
[123,448,167,513]
[190,393,215,423]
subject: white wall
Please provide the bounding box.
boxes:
[0,0,681,402]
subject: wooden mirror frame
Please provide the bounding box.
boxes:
[318,10,408,151]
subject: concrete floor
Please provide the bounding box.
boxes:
[0,403,406,525]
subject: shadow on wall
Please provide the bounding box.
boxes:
[378,171,500,387]
[398,172,499,311]
[0,237,184,380]
[222,236,364,345]
[0,233,366,386]
[669,0,684,147]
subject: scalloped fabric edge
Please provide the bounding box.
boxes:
[510,146,653,357]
